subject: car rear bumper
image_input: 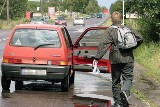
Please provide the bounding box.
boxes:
[55,23,67,25]
[73,22,85,25]
[1,63,70,81]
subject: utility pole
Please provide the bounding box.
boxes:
[7,0,9,22]
[122,0,125,25]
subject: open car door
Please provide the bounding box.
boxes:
[73,27,111,73]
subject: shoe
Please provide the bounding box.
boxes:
[120,91,129,107]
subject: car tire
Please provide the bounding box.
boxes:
[61,74,69,92]
[1,76,11,90]
[15,81,23,90]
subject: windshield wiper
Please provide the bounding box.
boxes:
[34,43,55,50]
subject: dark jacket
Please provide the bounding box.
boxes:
[95,25,143,64]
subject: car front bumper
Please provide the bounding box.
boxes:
[1,63,70,81]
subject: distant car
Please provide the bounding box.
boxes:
[43,16,50,22]
[90,14,96,18]
[30,17,48,24]
[97,13,102,18]
[55,16,67,26]
[73,17,85,26]
[85,15,91,19]
[1,24,111,92]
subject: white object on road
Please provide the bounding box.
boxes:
[92,60,100,74]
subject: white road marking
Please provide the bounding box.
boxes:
[0,37,8,42]
[74,29,84,32]
[2,38,6,40]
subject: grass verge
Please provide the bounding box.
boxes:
[132,87,158,107]
[0,18,30,30]
[134,43,160,84]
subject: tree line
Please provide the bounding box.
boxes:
[110,0,160,43]
[0,0,105,20]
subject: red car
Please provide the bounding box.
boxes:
[1,24,111,92]
[55,16,67,26]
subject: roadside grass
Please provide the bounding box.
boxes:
[134,43,160,83]
[0,18,30,30]
[103,16,112,26]
[132,87,158,107]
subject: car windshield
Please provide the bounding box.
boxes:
[10,28,61,48]
[57,17,65,20]
[31,17,44,21]
[75,18,83,20]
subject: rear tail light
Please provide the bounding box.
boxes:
[3,58,22,64]
[59,61,68,65]
[48,60,69,65]
[2,58,9,63]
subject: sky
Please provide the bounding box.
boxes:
[97,0,117,9]
[28,0,117,10]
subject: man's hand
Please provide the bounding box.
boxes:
[92,59,98,69]
[92,59,100,74]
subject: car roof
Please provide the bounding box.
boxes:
[14,24,64,29]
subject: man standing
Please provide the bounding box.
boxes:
[93,11,143,107]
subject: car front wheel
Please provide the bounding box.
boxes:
[1,76,11,90]
[61,74,69,92]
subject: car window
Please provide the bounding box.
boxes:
[62,28,72,48]
[57,17,65,20]
[79,29,106,46]
[75,18,83,20]
[10,28,61,48]
[31,17,44,21]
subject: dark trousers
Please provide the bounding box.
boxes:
[111,62,134,105]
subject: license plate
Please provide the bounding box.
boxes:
[21,69,46,75]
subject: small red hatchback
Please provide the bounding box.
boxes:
[55,16,67,26]
[1,24,111,92]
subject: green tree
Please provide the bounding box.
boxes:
[0,0,28,20]
[62,0,89,13]
[109,0,122,15]
[28,1,40,12]
[85,0,100,14]
[126,0,160,42]
[0,0,6,19]
[10,0,28,20]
